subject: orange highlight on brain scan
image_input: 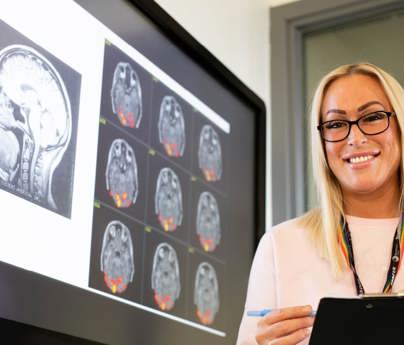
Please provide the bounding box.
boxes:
[154,293,174,311]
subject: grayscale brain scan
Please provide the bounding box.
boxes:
[155,167,183,231]
[196,191,221,252]
[198,124,222,182]
[0,44,71,210]
[158,95,185,157]
[105,138,138,208]
[101,220,135,294]
[151,242,181,311]
[194,262,219,325]
[111,62,142,128]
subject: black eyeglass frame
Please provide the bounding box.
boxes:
[317,111,396,142]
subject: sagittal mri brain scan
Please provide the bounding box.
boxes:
[111,62,142,128]
[0,45,72,210]
[194,262,219,325]
[158,95,185,157]
[155,167,183,231]
[198,125,222,182]
[106,138,138,208]
[101,220,135,294]
[196,192,221,252]
[151,242,181,311]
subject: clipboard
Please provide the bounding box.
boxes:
[309,292,404,345]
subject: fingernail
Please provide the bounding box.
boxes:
[305,328,312,336]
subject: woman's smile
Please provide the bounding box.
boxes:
[342,150,380,168]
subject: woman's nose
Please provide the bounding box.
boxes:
[347,123,367,145]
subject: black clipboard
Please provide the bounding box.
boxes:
[309,293,404,345]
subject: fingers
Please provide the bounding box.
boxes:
[262,305,313,325]
[270,316,313,338]
[255,305,315,345]
[256,316,314,344]
[264,327,312,345]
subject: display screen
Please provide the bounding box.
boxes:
[89,39,229,330]
[0,1,262,344]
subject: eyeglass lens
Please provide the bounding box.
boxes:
[320,112,390,142]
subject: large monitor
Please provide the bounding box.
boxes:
[0,1,266,344]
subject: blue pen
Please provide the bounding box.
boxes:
[247,309,316,317]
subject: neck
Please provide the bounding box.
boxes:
[343,183,401,219]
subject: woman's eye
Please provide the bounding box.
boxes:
[324,121,346,130]
[362,112,385,122]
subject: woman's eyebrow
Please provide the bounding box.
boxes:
[324,101,385,117]
[325,109,346,116]
[357,100,384,112]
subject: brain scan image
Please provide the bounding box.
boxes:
[194,262,219,325]
[106,138,138,208]
[101,220,135,294]
[151,243,181,311]
[155,167,183,231]
[198,125,222,182]
[158,95,185,157]
[196,192,221,252]
[111,62,142,128]
[0,44,71,210]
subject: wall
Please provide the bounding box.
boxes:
[154,0,299,227]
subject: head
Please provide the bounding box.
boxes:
[312,63,404,209]
[308,63,404,272]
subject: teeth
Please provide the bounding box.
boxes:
[349,155,373,164]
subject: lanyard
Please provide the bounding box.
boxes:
[338,215,404,295]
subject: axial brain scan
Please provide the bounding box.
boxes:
[196,191,221,252]
[101,220,135,294]
[151,242,181,311]
[0,45,72,211]
[155,167,183,231]
[111,62,142,128]
[198,125,222,182]
[158,95,185,157]
[106,138,138,208]
[194,262,219,325]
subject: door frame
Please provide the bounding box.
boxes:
[270,0,404,225]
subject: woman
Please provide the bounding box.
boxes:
[237,63,404,345]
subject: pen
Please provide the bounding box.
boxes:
[247,309,316,317]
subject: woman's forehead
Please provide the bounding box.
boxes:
[321,74,390,115]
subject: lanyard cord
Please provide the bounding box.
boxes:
[338,215,404,295]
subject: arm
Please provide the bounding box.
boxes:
[236,232,277,345]
[236,230,314,345]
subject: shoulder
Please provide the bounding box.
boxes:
[271,215,308,240]
[272,215,305,232]
[262,215,316,260]
[255,211,320,261]
[269,208,321,242]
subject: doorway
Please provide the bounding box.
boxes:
[304,8,404,209]
[271,0,404,225]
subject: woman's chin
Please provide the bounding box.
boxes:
[342,181,383,196]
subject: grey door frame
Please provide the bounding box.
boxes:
[270,0,404,225]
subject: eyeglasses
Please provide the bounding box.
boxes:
[317,111,396,142]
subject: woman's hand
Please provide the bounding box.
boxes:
[255,305,314,345]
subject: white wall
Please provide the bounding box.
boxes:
[155,0,299,227]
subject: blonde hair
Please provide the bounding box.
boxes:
[299,63,404,276]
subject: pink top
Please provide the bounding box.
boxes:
[236,215,403,345]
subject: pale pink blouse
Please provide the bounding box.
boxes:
[237,215,403,345]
